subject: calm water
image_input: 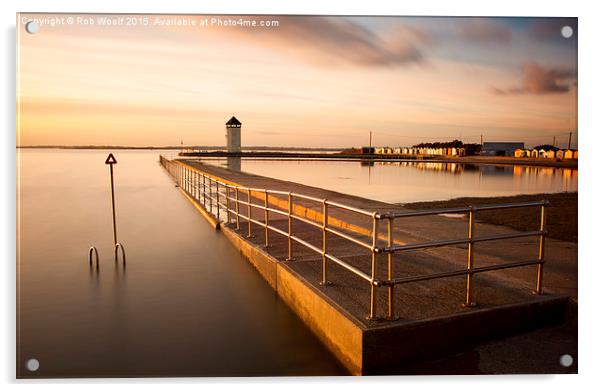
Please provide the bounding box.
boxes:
[188,157,578,203]
[17,149,347,377]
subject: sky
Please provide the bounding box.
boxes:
[17,14,578,148]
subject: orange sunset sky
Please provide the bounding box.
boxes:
[17,14,577,148]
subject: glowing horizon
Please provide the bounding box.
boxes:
[17,14,578,149]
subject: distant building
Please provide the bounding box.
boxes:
[514,149,523,158]
[564,149,577,159]
[481,142,525,156]
[226,116,242,153]
[361,146,375,154]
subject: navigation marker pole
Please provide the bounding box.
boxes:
[105,153,125,264]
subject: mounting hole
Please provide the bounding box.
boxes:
[559,354,574,367]
[25,21,40,34]
[561,25,573,39]
[26,358,40,372]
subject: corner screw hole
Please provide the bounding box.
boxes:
[559,354,574,367]
[25,21,40,34]
[561,26,573,39]
[26,358,40,372]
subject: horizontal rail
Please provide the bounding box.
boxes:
[290,213,324,230]
[382,206,470,218]
[385,238,468,253]
[324,226,373,250]
[290,192,326,203]
[384,200,547,219]
[265,206,288,217]
[475,201,548,211]
[325,200,374,217]
[384,230,544,253]
[290,234,323,254]
[472,230,544,243]
[473,259,541,274]
[385,259,542,286]
[324,253,373,283]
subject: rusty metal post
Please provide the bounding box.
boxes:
[368,213,380,320]
[264,190,269,247]
[386,217,396,320]
[286,192,293,261]
[320,200,330,286]
[464,206,476,307]
[535,202,547,294]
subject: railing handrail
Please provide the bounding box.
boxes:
[160,156,548,321]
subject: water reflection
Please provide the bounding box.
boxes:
[196,158,577,203]
[227,156,241,172]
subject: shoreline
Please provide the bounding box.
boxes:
[17,147,578,168]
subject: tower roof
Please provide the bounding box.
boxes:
[226,116,241,126]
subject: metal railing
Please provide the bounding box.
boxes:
[160,156,548,321]
[89,246,100,269]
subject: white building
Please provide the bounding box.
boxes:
[226,116,242,153]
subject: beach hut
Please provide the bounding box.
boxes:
[394,147,402,154]
[514,149,525,158]
[555,150,565,159]
[544,150,556,159]
[574,150,578,159]
[531,149,539,158]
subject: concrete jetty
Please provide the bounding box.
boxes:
[160,156,575,375]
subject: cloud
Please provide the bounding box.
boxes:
[493,62,575,95]
[227,16,428,67]
[460,19,512,44]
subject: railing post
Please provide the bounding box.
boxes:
[216,180,220,220]
[320,200,330,285]
[184,167,188,192]
[247,189,253,238]
[535,201,547,295]
[286,192,294,261]
[264,190,269,247]
[235,187,240,230]
[202,174,206,207]
[210,178,214,213]
[195,171,199,201]
[368,213,380,320]
[386,217,397,320]
[464,206,476,307]
[226,185,231,224]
